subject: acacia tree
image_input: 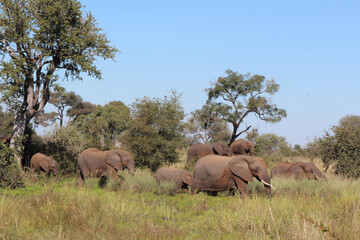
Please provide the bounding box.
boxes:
[35,86,83,127]
[206,70,287,146]
[0,0,118,165]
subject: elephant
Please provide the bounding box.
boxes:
[186,142,230,166]
[230,139,255,156]
[191,155,275,198]
[30,153,59,180]
[154,167,192,193]
[77,148,136,181]
[270,161,326,180]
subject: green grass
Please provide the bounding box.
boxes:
[0,169,359,239]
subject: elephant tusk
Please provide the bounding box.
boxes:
[261,179,277,190]
[130,169,136,175]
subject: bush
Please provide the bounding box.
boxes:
[0,142,24,188]
[122,91,186,172]
[309,115,360,178]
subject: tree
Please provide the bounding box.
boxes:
[35,86,83,127]
[185,103,230,144]
[122,91,186,171]
[310,115,360,178]
[72,101,130,149]
[67,101,96,122]
[206,70,287,146]
[254,133,292,156]
[0,0,118,166]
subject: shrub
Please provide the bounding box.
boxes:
[0,142,24,188]
[309,115,360,178]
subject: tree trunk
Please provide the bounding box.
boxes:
[9,110,28,167]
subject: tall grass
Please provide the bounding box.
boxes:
[0,169,359,239]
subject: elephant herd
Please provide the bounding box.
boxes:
[29,139,326,197]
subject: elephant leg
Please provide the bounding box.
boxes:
[207,191,218,197]
[228,189,236,196]
[181,183,189,193]
[234,178,249,198]
[107,167,120,180]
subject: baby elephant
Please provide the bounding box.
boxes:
[30,153,59,180]
[154,167,193,193]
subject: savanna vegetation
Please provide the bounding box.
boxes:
[1,0,360,239]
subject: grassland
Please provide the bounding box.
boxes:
[0,169,359,240]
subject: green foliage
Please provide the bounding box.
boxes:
[123,91,186,171]
[310,115,360,178]
[206,70,287,145]
[0,142,24,188]
[67,101,96,122]
[0,105,13,140]
[0,0,118,161]
[255,133,292,156]
[254,133,293,167]
[72,101,130,149]
[185,103,230,144]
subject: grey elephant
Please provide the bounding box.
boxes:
[77,148,136,180]
[154,167,193,193]
[230,139,255,155]
[30,153,59,180]
[270,161,326,180]
[186,142,230,166]
[191,155,275,197]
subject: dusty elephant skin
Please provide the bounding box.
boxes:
[77,148,136,180]
[270,161,326,180]
[186,142,230,166]
[154,167,192,193]
[30,153,59,180]
[191,155,274,198]
[229,139,255,156]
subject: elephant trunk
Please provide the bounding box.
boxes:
[259,170,274,199]
[54,166,59,181]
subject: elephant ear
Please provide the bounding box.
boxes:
[212,143,223,155]
[229,157,253,182]
[181,171,192,185]
[39,160,50,172]
[291,164,306,178]
[105,151,122,170]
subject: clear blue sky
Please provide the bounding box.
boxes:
[60,0,360,147]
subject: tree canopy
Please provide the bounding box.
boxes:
[206,70,287,146]
[72,101,130,149]
[35,86,83,127]
[310,115,360,178]
[185,103,230,144]
[0,0,118,165]
[122,91,186,171]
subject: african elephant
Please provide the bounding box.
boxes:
[270,161,326,180]
[154,167,192,193]
[186,142,230,166]
[230,139,255,155]
[30,153,59,180]
[77,148,136,180]
[191,155,275,198]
